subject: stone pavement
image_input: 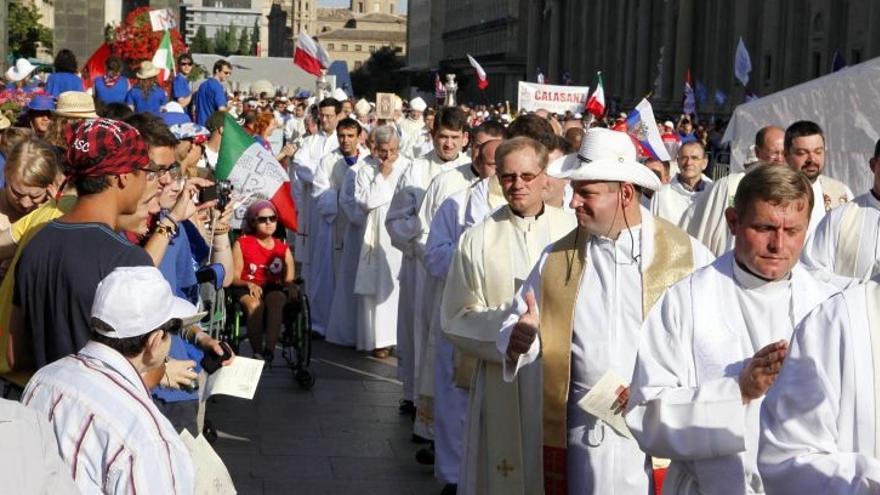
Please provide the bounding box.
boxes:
[207,340,443,495]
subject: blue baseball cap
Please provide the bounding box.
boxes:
[27,94,55,112]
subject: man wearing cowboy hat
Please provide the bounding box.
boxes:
[499,128,713,495]
[23,266,197,494]
[5,58,39,93]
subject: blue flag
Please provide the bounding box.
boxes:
[735,37,752,86]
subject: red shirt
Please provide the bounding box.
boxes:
[238,235,288,286]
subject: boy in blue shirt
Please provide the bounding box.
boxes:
[194,60,231,126]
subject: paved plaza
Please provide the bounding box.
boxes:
[209,340,442,495]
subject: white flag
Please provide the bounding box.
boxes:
[734,37,752,87]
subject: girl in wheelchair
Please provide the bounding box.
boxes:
[231,200,296,364]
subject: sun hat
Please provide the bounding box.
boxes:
[64,118,150,177]
[0,115,11,130]
[91,266,205,339]
[54,91,98,118]
[6,58,37,82]
[136,61,161,79]
[548,127,662,191]
[168,122,210,141]
[27,94,55,112]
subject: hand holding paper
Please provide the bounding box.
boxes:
[577,370,633,439]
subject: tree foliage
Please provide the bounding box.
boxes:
[213,23,239,57]
[350,47,406,99]
[250,20,260,56]
[190,25,213,53]
[237,28,250,55]
[8,0,53,58]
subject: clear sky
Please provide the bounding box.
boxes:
[318,0,408,13]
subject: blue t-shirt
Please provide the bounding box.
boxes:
[93,76,130,104]
[679,132,697,144]
[4,82,39,93]
[153,222,206,403]
[171,74,192,101]
[125,85,168,116]
[194,78,227,126]
[45,72,84,97]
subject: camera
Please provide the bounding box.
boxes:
[198,180,233,209]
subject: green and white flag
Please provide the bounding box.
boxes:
[151,30,174,82]
[216,113,299,231]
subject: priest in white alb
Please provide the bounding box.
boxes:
[499,128,714,495]
[385,107,471,419]
[442,137,576,495]
[400,97,428,159]
[801,138,880,283]
[650,141,713,225]
[424,137,502,492]
[352,126,406,354]
[312,118,368,345]
[626,164,838,494]
[758,278,880,494]
[292,97,340,334]
[319,118,372,346]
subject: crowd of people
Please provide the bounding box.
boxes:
[1,48,879,495]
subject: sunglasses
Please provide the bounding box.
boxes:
[179,62,192,67]
[498,170,545,185]
[255,215,277,224]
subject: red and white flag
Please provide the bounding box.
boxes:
[294,32,331,77]
[585,71,606,118]
[466,54,488,90]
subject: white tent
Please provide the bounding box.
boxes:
[722,57,880,193]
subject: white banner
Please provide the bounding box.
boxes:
[517,82,590,114]
[149,8,177,31]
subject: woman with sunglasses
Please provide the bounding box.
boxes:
[231,200,295,363]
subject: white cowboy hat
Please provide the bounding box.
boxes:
[548,127,662,191]
[5,58,37,82]
[136,61,161,79]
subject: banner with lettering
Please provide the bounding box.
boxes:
[517,82,590,114]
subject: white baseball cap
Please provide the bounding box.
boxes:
[91,267,205,339]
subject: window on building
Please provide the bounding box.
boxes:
[763,54,772,84]
[369,45,376,52]
[812,52,822,78]
[328,43,335,50]
[390,4,394,13]
[357,1,363,12]
[355,61,363,69]
[851,49,862,64]
[355,44,362,51]
[341,44,348,51]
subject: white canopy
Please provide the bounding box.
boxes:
[722,57,880,193]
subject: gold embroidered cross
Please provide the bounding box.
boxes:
[496,458,515,477]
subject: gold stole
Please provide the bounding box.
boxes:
[539,217,694,494]
[836,202,863,278]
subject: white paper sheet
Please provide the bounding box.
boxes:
[576,370,633,439]
[180,430,237,495]
[201,356,264,400]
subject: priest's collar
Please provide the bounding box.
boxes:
[510,204,545,222]
[732,256,792,290]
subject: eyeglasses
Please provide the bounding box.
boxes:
[179,62,192,67]
[255,215,277,224]
[222,71,232,75]
[498,170,545,185]
[143,162,182,181]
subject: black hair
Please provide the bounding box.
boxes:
[473,120,506,139]
[54,49,78,73]
[177,53,193,65]
[433,107,469,134]
[73,175,111,196]
[784,120,824,151]
[336,117,362,135]
[206,111,226,133]
[506,114,554,140]
[99,102,134,120]
[318,97,342,114]
[105,56,123,74]
[875,138,880,159]
[124,113,179,148]
[213,60,231,75]
[90,318,180,358]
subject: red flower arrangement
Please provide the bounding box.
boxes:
[110,7,188,70]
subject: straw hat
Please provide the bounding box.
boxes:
[0,115,11,130]
[136,61,161,79]
[6,58,37,82]
[548,127,662,191]
[55,91,98,119]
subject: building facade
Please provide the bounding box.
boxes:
[182,0,262,45]
[316,12,407,70]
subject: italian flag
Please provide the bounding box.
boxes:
[151,30,174,82]
[216,113,298,231]
[586,72,606,118]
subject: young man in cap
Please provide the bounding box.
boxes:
[23,266,197,494]
[10,118,155,369]
[499,128,713,494]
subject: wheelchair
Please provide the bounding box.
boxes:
[221,278,315,390]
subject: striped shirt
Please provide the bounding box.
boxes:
[23,341,195,495]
